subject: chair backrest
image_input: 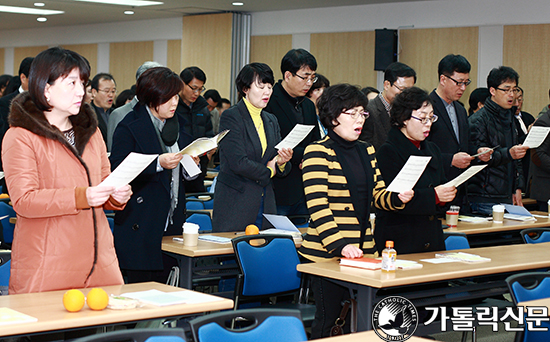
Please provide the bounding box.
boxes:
[189,308,307,342]
[232,234,301,297]
[186,213,212,232]
[444,232,470,250]
[505,272,550,305]
[71,328,186,342]
[107,217,115,233]
[0,260,11,289]
[0,202,16,244]
[520,228,550,244]
[186,200,205,210]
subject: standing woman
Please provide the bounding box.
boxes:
[110,67,198,283]
[212,63,293,232]
[306,74,330,139]
[2,47,132,294]
[375,87,456,255]
[299,84,413,338]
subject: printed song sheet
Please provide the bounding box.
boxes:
[275,124,314,150]
[99,152,158,188]
[522,126,550,149]
[442,165,487,188]
[386,156,431,193]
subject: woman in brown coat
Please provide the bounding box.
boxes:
[2,47,132,294]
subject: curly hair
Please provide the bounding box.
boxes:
[317,83,369,130]
[390,87,433,128]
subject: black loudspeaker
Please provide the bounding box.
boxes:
[374,29,398,71]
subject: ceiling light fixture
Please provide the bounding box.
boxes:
[124,10,134,15]
[0,5,63,15]
[37,17,47,22]
[34,2,46,7]
[232,2,244,5]
[73,0,163,6]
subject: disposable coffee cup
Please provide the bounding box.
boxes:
[183,222,200,247]
[492,205,505,224]
[446,208,459,228]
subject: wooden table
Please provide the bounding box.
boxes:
[162,230,305,289]
[313,330,440,341]
[297,243,550,332]
[0,282,233,337]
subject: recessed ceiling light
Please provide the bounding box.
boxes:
[232,2,244,5]
[37,17,47,22]
[124,10,134,15]
[73,0,163,6]
[0,5,63,15]
[34,2,46,7]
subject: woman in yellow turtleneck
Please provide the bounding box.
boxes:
[212,63,293,232]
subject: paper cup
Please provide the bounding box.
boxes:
[183,222,200,246]
[492,205,505,224]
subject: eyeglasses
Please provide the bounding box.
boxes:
[97,88,116,95]
[410,114,438,125]
[293,73,318,84]
[444,75,472,87]
[341,109,369,120]
[392,83,406,92]
[186,83,206,94]
[496,87,520,95]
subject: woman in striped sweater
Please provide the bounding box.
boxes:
[298,84,413,338]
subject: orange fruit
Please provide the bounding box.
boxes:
[245,224,260,235]
[63,289,85,312]
[86,288,109,311]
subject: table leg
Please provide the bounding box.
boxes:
[177,255,193,289]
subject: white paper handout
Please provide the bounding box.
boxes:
[179,130,229,157]
[99,152,158,188]
[180,154,201,178]
[522,126,550,149]
[262,214,301,232]
[386,156,431,193]
[441,164,487,188]
[275,124,314,150]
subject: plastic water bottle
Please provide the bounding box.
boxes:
[381,240,396,272]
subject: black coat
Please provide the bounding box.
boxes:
[529,111,550,202]
[212,100,290,232]
[91,101,111,147]
[359,95,390,151]
[374,127,446,254]
[468,98,524,203]
[264,81,320,206]
[110,103,193,270]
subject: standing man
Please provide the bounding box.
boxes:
[265,48,321,216]
[468,66,528,214]
[176,66,214,193]
[90,73,116,146]
[359,62,416,150]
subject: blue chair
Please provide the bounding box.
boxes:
[0,251,11,295]
[186,213,212,232]
[231,235,315,325]
[189,308,307,342]
[506,272,550,342]
[186,200,205,210]
[0,202,16,244]
[187,193,214,210]
[107,217,115,233]
[520,228,550,244]
[444,232,470,250]
[71,328,186,342]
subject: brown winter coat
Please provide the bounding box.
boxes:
[2,92,124,294]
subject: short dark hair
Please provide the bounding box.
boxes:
[280,48,317,76]
[2,76,20,97]
[390,87,432,128]
[384,62,416,85]
[203,89,221,103]
[235,63,275,99]
[306,73,330,98]
[516,86,524,96]
[468,87,490,115]
[438,54,471,77]
[28,47,90,112]
[90,72,115,90]
[137,67,183,111]
[180,66,206,84]
[317,83,369,130]
[361,86,380,97]
[217,98,231,109]
[18,57,34,77]
[487,66,519,90]
[114,89,135,109]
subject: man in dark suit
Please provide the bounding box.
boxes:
[90,73,116,146]
[359,62,416,150]
[265,48,321,216]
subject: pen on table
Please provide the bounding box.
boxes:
[235,231,245,235]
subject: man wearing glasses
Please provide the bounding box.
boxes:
[359,62,416,151]
[176,66,214,193]
[468,66,529,214]
[428,55,490,212]
[265,48,321,217]
[91,73,117,146]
